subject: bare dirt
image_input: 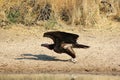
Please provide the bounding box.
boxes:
[0,23,120,74]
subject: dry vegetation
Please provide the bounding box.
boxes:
[0,0,120,28]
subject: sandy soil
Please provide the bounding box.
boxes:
[0,23,120,74]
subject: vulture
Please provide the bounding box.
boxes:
[41,31,90,63]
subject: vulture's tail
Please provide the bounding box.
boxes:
[73,43,90,49]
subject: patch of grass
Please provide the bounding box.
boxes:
[6,7,20,23]
[45,13,58,30]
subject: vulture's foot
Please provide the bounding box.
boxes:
[70,58,77,63]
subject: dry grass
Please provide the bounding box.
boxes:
[0,0,120,28]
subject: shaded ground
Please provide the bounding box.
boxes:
[0,23,120,74]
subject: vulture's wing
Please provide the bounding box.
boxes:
[43,31,60,44]
[43,31,79,44]
[73,43,90,48]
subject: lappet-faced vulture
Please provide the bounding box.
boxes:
[41,31,90,63]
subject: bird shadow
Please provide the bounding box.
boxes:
[15,53,69,62]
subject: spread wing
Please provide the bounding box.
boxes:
[43,31,79,44]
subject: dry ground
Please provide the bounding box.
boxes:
[0,22,120,74]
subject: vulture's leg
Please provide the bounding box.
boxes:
[62,44,77,63]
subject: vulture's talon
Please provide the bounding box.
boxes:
[71,58,77,63]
